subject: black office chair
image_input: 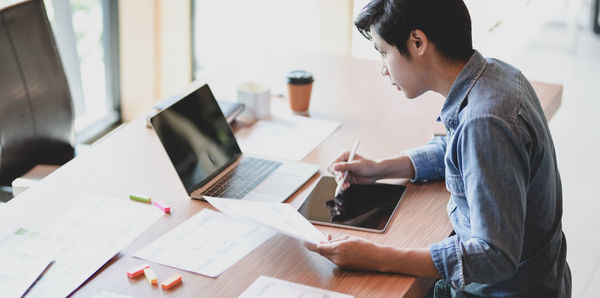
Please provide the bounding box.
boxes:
[0,0,75,202]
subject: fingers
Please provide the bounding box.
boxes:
[306,234,334,252]
[333,165,357,189]
[334,171,344,183]
[308,235,367,269]
[343,181,350,190]
[335,156,366,173]
[312,235,351,254]
[314,243,337,256]
[332,162,350,173]
[329,234,351,243]
[333,177,351,190]
[333,151,351,163]
[304,241,317,251]
[328,151,362,173]
[306,234,345,253]
[327,151,350,176]
[331,162,358,181]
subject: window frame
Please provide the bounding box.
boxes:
[74,0,121,144]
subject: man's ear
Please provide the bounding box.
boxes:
[410,29,428,56]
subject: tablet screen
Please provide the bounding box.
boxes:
[298,176,406,233]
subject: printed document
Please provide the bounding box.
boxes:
[0,230,54,298]
[134,209,275,277]
[205,197,326,245]
[236,114,341,161]
[22,195,164,297]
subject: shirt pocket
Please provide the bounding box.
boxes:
[445,173,466,197]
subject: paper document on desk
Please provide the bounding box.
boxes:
[206,197,326,245]
[0,230,54,298]
[235,114,341,161]
[134,209,275,277]
[23,195,164,297]
[240,276,354,298]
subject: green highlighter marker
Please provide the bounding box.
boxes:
[129,193,151,204]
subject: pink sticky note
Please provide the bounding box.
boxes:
[153,200,170,213]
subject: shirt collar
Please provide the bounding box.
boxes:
[438,50,487,131]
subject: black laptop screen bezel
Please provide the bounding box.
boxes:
[150,84,242,194]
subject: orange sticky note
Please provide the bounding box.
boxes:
[144,267,158,285]
[161,273,182,290]
[127,264,150,278]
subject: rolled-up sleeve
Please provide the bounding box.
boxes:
[404,135,447,182]
[430,235,465,289]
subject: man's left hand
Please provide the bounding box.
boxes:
[307,234,385,271]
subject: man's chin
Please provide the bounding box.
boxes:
[402,90,423,99]
[401,90,416,99]
[393,84,421,99]
[401,89,426,99]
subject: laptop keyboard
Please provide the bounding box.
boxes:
[202,157,282,199]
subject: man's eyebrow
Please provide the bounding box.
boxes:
[373,44,380,52]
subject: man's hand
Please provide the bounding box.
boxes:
[328,152,381,191]
[307,234,385,271]
[307,234,441,278]
[328,152,418,191]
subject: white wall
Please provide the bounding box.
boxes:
[119,0,191,121]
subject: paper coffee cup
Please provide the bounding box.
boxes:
[286,70,314,112]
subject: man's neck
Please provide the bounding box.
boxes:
[429,57,468,98]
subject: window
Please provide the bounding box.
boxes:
[44,0,120,143]
[191,0,322,79]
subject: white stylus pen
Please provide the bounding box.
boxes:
[334,139,360,197]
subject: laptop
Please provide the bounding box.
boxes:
[150,84,319,202]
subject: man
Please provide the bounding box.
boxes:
[307,0,571,296]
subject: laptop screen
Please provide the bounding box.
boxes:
[150,84,242,194]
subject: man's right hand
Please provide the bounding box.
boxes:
[327,151,381,191]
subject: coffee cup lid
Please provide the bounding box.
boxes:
[286,70,314,84]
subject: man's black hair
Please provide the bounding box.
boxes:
[354,0,473,61]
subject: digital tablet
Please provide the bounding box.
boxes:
[298,176,406,233]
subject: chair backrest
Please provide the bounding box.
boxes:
[0,0,75,185]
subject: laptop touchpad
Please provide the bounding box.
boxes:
[253,173,302,196]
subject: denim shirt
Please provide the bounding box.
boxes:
[406,51,571,297]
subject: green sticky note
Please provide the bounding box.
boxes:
[15,228,28,235]
[129,193,151,204]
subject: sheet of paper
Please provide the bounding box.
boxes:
[134,209,275,277]
[205,197,326,245]
[23,195,164,297]
[239,276,354,298]
[0,230,54,298]
[236,114,341,161]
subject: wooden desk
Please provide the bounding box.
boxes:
[0,52,562,297]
